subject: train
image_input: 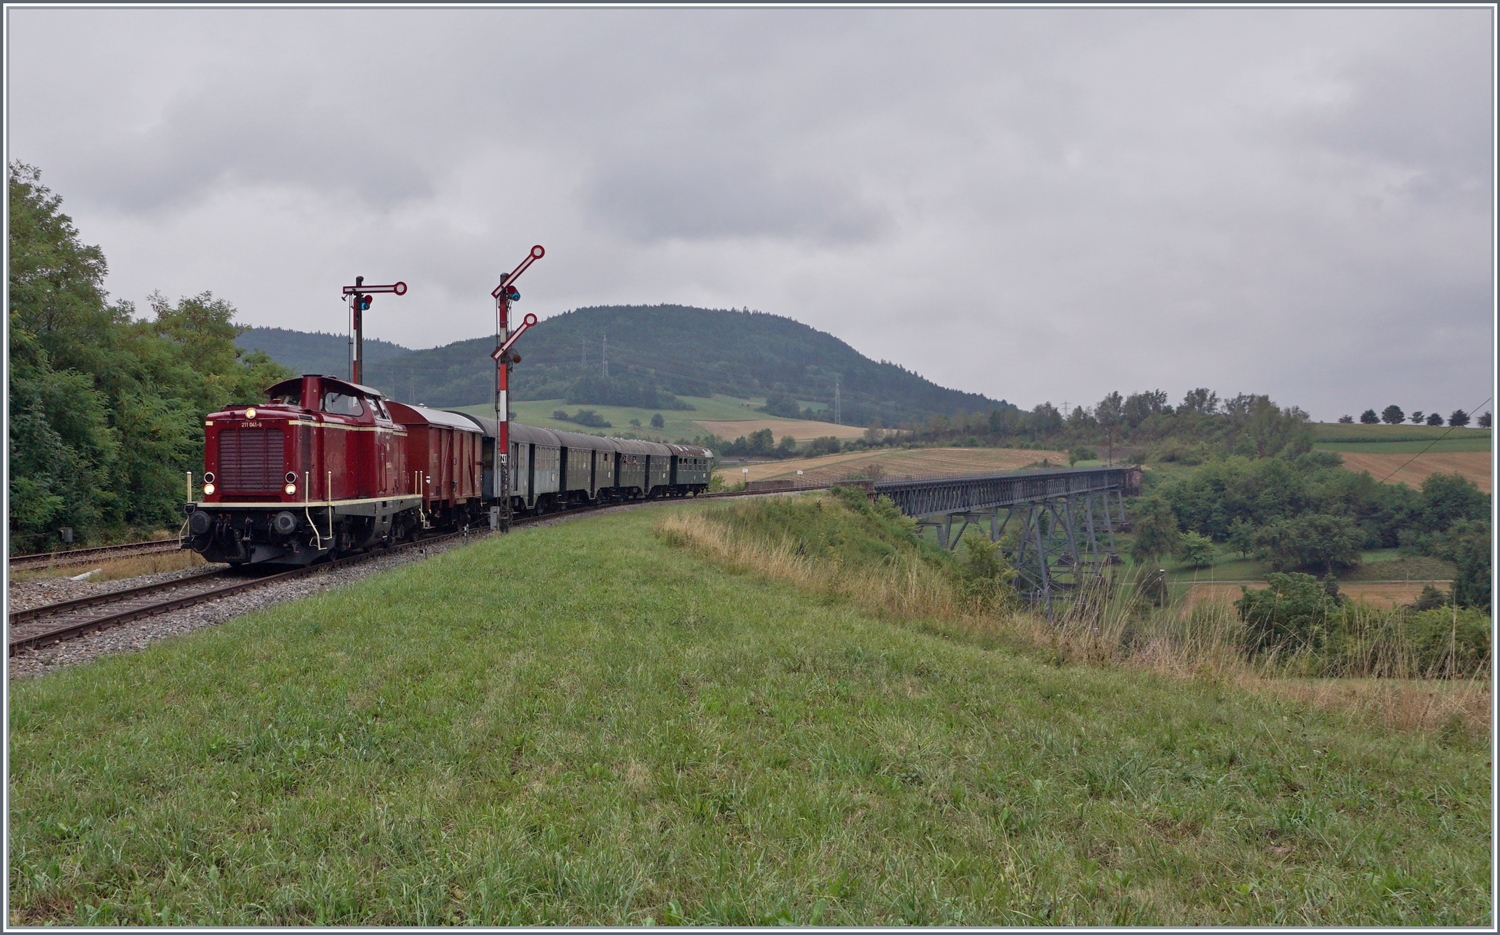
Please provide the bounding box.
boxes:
[182,373,713,566]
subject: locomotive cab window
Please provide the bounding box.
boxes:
[268,389,301,407]
[322,390,365,416]
[371,398,391,420]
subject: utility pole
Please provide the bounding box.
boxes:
[602,333,609,377]
[340,276,407,385]
[834,376,841,425]
[490,245,546,533]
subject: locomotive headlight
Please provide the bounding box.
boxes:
[203,483,216,495]
[284,483,297,495]
[203,472,215,484]
[245,408,257,419]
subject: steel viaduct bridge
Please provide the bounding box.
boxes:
[866,466,1143,608]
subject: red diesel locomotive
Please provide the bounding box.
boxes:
[184,373,713,566]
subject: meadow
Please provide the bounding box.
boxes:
[7,500,1490,925]
[454,394,835,445]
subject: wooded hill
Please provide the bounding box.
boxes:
[319,305,1012,427]
[235,327,411,381]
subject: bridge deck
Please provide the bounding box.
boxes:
[873,466,1140,518]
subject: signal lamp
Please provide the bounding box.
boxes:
[285,483,297,495]
[360,294,373,310]
[245,408,257,419]
[507,289,520,302]
[203,483,216,495]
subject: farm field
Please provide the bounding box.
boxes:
[7,505,1489,926]
[1180,581,1439,612]
[457,396,838,446]
[1310,422,1490,448]
[1334,450,1490,493]
[739,446,1070,484]
[693,418,866,443]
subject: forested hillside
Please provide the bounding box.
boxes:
[8,164,289,552]
[360,305,1013,426]
[236,327,410,381]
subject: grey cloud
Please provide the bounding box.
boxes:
[586,156,891,245]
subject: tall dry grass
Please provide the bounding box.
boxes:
[657,506,1491,735]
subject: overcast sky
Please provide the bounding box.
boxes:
[7,6,1494,420]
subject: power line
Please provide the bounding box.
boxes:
[1378,396,1491,484]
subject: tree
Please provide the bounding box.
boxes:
[776,435,797,457]
[1253,514,1362,575]
[1359,409,1379,424]
[1380,405,1404,425]
[1130,497,1180,563]
[1409,411,1425,425]
[1479,411,1492,429]
[1068,446,1097,466]
[1448,409,1470,428]
[1227,518,1256,558]
[1426,412,1444,426]
[1337,415,1354,423]
[650,412,665,429]
[1179,387,1219,415]
[1177,531,1215,568]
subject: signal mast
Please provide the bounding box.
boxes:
[340,276,408,385]
[490,245,546,532]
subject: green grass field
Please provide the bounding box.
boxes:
[1310,423,1491,453]
[452,395,800,443]
[8,506,1489,925]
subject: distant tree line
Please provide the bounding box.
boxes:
[8,163,289,552]
[1340,406,1487,428]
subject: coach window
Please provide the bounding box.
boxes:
[322,390,365,416]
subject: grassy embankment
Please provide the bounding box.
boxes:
[9,498,1490,925]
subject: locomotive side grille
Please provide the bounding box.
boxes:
[218,427,285,492]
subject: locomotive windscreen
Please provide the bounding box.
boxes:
[218,427,285,493]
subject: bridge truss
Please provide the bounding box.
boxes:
[872,467,1140,610]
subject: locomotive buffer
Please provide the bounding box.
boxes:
[491,245,546,532]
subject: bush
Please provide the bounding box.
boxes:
[805,436,842,458]
[1236,572,1335,657]
[1253,513,1362,574]
[1359,409,1379,424]
[1068,446,1097,465]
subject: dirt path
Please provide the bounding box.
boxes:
[1181,580,1447,611]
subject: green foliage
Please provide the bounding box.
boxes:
[564,372,693,410]
[1426,412,1444,426]
[1236,573,1336,658]
[1253,513,1363,575]
[1447,409,1470,428]
[650,412,665,429]
[1380,405,1404,425]
[804,435,842,458]
[7,163,290,551]
[1068,446,1097,465]
[955,534,1018,610]
[1176,531,1215,568]
[1360,409,1379,424]
[1129,497,1180,563]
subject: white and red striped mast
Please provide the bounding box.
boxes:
[490,244,545,531]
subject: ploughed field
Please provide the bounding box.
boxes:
[7,505,1488,925]
[1333,451,1491,494]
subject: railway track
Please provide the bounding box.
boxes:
[8,489,805,658]
[8,532,461,656]
[8,538,183,571]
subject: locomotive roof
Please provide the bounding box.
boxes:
[264,375,388,400]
